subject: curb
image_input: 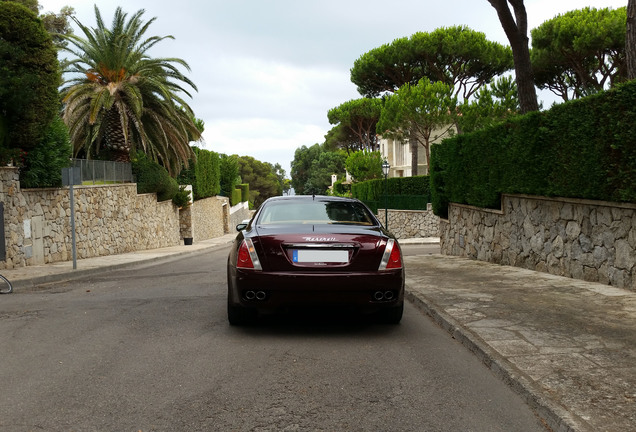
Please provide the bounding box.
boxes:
[398,237,440,245]
[404,289,594,432]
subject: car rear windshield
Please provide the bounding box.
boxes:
[257,201,376,226]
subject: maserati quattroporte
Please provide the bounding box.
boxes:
[226,195,404,325]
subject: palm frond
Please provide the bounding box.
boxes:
[59,5,199,173]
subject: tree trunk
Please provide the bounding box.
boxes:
[409,126,418,176]
[487,0,539,113]
[627,0,636,80]
[103,106,131,162]
[422,139,431,176]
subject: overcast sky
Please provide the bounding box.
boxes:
[39,0,627,176]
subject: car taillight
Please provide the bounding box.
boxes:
[379,239,402,270]
[237,239,262,270]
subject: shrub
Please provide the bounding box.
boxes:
[20,115,71,188]
[236,183,249,204]
[352,176,430,202]
[219,154,239,197]
[332,179,352,197]
[352,176,431,212]
[172,186,191,208]
[345,150,382,181]
[132,152,179,202]
[177,146,221,200]
[0,2,60,153]
[192,147,220,199]
[430,80,636,218]
[230,187,242,206]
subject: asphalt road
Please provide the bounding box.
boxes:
[0,245,549,431]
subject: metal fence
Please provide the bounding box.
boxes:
[70,159,133,184]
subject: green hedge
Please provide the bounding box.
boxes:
[230,188,242,206]
[236,183,249,204]
[431,80,636,218]
[363,195,431,214]
[132,152,179,202]
[219,154,239,198]
[352,178,384,202]
[177,147,220,200]
[352,176,431,212]
[333,180,351,196]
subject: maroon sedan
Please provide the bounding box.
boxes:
[226,195,404,325]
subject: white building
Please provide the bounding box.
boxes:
[378,125,454,178]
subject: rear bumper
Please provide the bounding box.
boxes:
[229,267,404,312]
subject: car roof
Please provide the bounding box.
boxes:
[264,195,360,204]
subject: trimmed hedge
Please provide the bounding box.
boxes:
[0,2,60,153]
[219,154,239,198]
[352,176,431,212]
[363,195,431,214]
[230,188,242,206]
[235,183,249,204]
[431,80,636,219]
[132,152,179,202]
[177,147,220,200]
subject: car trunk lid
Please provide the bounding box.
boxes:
[251,224,388,272]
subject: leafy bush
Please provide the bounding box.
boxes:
[219,154,239,197]
[398,176,432,196]
[132,152,179,202]
[20,115,71,188]
[352,176,430,201]
[236,183,249,204]
[177,146,221,200]
[352,178,383,202]
[332,179,352,197]
[192,147,220,199]
[352,176,431,211]
[172,186,191,208]
[345,150,382,181]
[230,187,242,206]
[0,2,60,153]
[430,80,636,218]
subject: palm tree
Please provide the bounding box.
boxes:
[60,6,200,175]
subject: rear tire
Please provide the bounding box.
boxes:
[227,302,256,326]
[378,302,403,324]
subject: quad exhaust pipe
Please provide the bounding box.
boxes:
[373,290,395,301]
[244,290,267,301]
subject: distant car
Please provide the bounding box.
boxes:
[226,195,404,325]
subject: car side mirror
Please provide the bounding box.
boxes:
[236,223,248,231]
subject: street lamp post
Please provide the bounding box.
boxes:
[382,159,390,229]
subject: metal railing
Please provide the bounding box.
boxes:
[70,159,133,184]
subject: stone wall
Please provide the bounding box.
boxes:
[189,196,228,242]
[229,201,251,233]
[378,207,440,239]
[181,198,250,241]
[0,167,231,269]
[440,194,636,291]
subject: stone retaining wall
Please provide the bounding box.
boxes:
[181,198,250,241]
[0,167,234,269]
[229,201,250,233]
[440,194,636,291]
[188,196,228,242]
[378,207,440,239]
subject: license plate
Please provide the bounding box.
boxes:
[292,249,349,263]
